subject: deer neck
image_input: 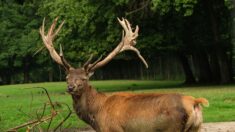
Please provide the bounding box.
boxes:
[71,82,106,129]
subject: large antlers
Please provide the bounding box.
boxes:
[86,18,148,73]
[39,17,72,71]
[117,18,148,68]
[39,17,148,74]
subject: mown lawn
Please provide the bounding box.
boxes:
[0,80,235,131]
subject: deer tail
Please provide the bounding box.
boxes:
[195,98,209,107]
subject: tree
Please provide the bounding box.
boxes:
[151,0,233,84]
[0,0,234,84]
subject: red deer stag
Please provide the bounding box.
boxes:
[39,17,208,132]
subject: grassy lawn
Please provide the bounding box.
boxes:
[0,80,235,131]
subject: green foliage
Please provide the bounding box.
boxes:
[0,0,234,84]
[151,0,197,16]
[1,2,41,56]
[225,0,234,9]
[37,0,121,63]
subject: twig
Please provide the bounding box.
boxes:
[125,0,150,16]
[7,87,71,131]
[33,87,55,110]
[38,103,47,119]
[37,126,43,132]
[54,103,72,131]
[7,114,56,131]
[7,87,57,131]
[33,87,57,131]
[33,46,45,57]
[17,107,34,119]
[47,116,54,131]
[29,91,34,114]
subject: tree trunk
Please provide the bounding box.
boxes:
[7,55,16,84]
[193,52,212,84]
[178,53,196,84]
[23,56,31,83]
[206,0,233,83]
[217,51,232,83]
[209,52,221,83]
[48,68,53,82]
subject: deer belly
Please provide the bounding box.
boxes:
[123,113,172,132]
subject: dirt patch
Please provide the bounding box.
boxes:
[202,122,235,132]
[67,122,235,132]
[59,127,95,132]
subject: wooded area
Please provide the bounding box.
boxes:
[0,0,234,84]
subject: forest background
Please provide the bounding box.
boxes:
[0,0,234,85]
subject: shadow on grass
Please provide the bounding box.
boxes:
[96,81,185,92]
[95,80,235,93]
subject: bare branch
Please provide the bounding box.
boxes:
[33,46,45,57]
[125,0,151,16]
[33,87,55,110]
[7,87,72,132]
[7,115,55,132]
[54,103,72,131]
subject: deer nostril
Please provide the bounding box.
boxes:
[67,86,74,92]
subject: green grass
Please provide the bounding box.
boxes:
[0,80,235,131]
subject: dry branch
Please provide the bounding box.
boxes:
[7,87,72,132]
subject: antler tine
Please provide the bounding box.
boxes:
[86,17,148,72]
[122,30,125,41]
[54,20,65,38]
[59,44,63,57]
[134,25,139,34]
[133,25,139,40]
[86,55,103,72]
[59,44,72,70]
[117,18,129,33]
[48,17,58,37]
[39,17,72,71]
[83,54,94,68]
[39,18,45,36]
[129,47,148,68]
[118,18,139,42]
[124,18,132,32]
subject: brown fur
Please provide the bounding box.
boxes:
[182,96,209,132]
[67,69,209,132]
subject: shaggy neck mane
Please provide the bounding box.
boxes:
[71,82,106,129]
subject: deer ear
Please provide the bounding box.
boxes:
[88,72,94,78]
[65,67,74,74]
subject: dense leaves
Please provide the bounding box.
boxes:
[0,0,234,84]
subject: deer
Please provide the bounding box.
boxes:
[39,17,209,132]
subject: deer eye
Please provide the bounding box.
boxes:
[66,75,70,80]
[81,77,88,81]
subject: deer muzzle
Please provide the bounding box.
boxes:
[67,85,75,92]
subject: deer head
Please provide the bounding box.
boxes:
[39,17,148,95]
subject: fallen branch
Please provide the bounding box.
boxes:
[7,87,71,132]
[7,114,56,132]
[54,103,72,131]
